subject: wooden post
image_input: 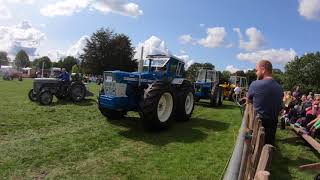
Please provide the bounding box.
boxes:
[255,144,275,178]
[249,127,265,179]
[299,162,320,171]
[255,171,270,180]
[251,119,262,149]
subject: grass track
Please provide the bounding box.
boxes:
[0,79,241,179]
[1,78,318,179]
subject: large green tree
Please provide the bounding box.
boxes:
[0,51,9,66]
[32,56,52,69]
[61,56,79,72]
[15,50,30,69]
[283,52,320,93]
[220,70,231,83]
[80,28,136,75]
[186,62,215,81]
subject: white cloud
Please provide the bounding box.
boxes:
[0,3,11,19]
[43,35,89,61]
[134,36,170,59]
[91,1,143,17]
[0,21,46,57]
[40,0,143,17]
[40,0,90,17]
[298,0,320,20]
[47,50,66,62]
[66,35,89,58]
[225,65,252,73]
[0,0,36,19]
[234,27,265,51]
[175,54,194,69]
[200,23,205,27]
[237,48,297,65]
[9,0,35,4]
[198,27,227,48]
[225,65,240,73]
[179,34,193,44]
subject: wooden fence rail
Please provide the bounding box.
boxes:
[224,103,274,180]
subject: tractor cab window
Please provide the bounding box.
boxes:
[143,58,169,72]
[169,60,178,74]
[176,62,184,76]
[197,70,206,82]
[206,70,216,83]
[229,76,237,84]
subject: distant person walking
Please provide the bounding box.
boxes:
[247,60,283,145]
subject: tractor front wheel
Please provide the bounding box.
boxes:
[39,90,53,105]
[174,81,195,121]
[28,89,38,101]
[210,86,220,107]
[139,82,175,130]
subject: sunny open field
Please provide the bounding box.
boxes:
[0,78,318,179]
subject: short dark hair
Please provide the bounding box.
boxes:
[258,60,272,73]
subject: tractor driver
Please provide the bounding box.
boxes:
[58,68,70,82]
[58,68,70,94]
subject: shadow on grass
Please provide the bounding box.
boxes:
[50,98,96,106]
[196,101,239,110]
[271,148,318,180]
[108,116,230,146]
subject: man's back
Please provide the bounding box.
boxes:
[248,79,283,120]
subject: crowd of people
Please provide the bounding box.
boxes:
[281,86,320,137]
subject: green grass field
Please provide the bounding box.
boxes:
[0,78,242,179]
[0,78,318,179]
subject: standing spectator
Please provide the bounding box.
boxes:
[293,86,302,99]
[247,60,284,145]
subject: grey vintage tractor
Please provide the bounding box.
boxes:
[28,73,93,105]
[98,54,195,130]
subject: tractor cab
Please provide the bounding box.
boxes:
[143,54,185,78]
[196,69,219,83]
[229,76,248,89]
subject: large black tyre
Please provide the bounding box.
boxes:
[139,82,175,130]
[210,85,220,107]
[70,83,86,102]
[28,89,38,101]
[174,81,195,121]
[218,88,224,106]
[39,90,53,105]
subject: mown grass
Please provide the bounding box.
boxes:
[271,128,320,180]
[0,78,242,179]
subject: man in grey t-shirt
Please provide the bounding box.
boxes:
[247,60,283,145]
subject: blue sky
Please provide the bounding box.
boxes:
[0,0,320,72]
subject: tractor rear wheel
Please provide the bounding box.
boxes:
[139,82,175,130]
[174,81,195,121]
[28,89,38,101]
[218,88,223,106]
[39,90,53,105]
[210,86,220,107]
[70,84,86,102]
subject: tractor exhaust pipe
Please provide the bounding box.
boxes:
[138,46,144,73]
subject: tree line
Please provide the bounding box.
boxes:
[1,27,319,93]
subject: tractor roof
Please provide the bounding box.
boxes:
[146,54,185,64]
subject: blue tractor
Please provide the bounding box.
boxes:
[98,54,195,129]
[194,69,224,106]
